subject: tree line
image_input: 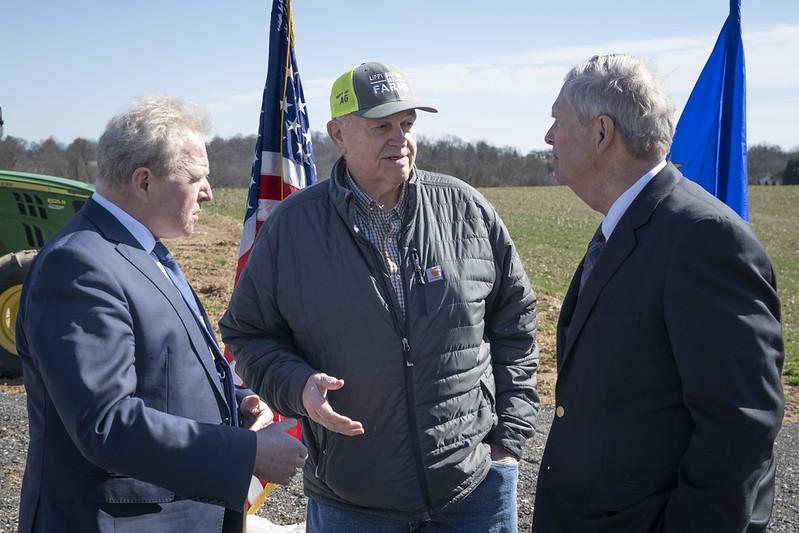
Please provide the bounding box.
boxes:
[747,143,799,185]
[1,133,797,187]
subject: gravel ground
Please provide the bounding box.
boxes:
[1,392,797,532]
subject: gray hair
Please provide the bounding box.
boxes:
[97,95,210,190]
[562,54,675,159]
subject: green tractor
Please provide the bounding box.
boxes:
[0,170,94,377]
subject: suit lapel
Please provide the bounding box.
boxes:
[117,244,227,402]
[560,224,638,363]
[556,265,581,371]
[81,198,230,410]
[558,165,682,369]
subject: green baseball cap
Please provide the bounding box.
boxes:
[330,62,438,119]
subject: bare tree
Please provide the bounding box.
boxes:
[4,133,795,189]
[65,138,97,183]
[0,136,27,170]
[206,135,257,187]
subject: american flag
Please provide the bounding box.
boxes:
[229,0,316,515]
[236,0,317,275]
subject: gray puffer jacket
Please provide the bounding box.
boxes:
[220,158,538,520]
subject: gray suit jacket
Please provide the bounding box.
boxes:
[16,198,256,533]
[532,165,784,532]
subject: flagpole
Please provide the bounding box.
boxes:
[717,0,743,205]
[279,0,294,201]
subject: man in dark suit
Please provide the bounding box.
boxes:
[532,55,784,532]
[16,95,307,533]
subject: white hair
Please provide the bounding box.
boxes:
[562,54,675,159]
[97,95,209,189]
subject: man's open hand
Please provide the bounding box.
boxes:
[302,373,364,436]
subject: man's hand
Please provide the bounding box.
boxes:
[490,444,519,464]
[253,419,307,484]
[240,395,273,431]
[302,373,364,436]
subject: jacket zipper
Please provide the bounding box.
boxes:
[365,244,406,340]
[349,206,434,516]
[410,248,428,316]
[399,247,435,516]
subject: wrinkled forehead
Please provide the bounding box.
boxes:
[179,131,210,171]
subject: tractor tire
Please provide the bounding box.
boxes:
[0,250,37,378]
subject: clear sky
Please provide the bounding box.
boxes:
[2,0,798,153]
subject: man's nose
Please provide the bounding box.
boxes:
[199,177,213,202]
[545,125,555,146]
[389,125,408,145]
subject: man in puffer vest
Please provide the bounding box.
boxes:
[221,61,539,532]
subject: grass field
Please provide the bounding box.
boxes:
[207,185,799,385]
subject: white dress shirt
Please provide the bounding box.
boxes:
[601,160,667,240]
[92,192,170,278]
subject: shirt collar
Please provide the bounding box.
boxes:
[344,168,409,219]
[602,159,666,240]
[91,192,157,253]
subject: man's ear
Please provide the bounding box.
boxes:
[595,114,616,154]
[130,167,152,201]
[326,119,348,156]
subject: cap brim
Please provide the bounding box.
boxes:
[354,101,438,119]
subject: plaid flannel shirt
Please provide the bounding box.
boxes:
[345,170,410,318]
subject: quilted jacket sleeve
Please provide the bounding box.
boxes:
[483,206,540,459]
[220,216,317,419]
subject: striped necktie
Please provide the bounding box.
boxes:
[579,225,606,290]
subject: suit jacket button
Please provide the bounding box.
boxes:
[556,406,565,418]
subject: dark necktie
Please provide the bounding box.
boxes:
[152,241,205,325]
[152,241,239,426]
[579,225,606,290]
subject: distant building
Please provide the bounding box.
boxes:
[754,174,783,186]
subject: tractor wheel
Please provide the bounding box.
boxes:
[0,250,37,378]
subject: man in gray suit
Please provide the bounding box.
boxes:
[532,55,784,532]
[16,95,306,533]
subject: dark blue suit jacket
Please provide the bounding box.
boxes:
[532,165,784,532]
[16,198,256,533]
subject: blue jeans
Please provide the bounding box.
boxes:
[306,460,519,532]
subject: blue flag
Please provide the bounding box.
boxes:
[669,0,748,221]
